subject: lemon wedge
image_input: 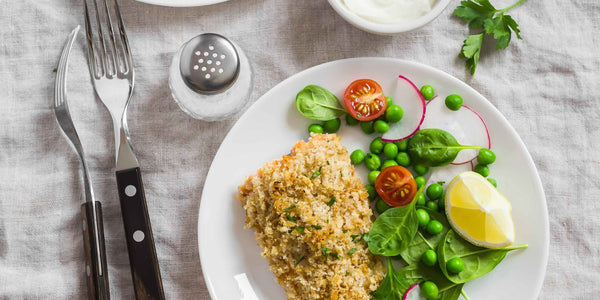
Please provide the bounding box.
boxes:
[445,171,515,249]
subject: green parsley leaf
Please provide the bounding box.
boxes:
[283,205,296,212]
[328,197,336,207]
[460,33,484,75]
[342,229,348,233]
[295,227,305,232]
[310,167,322,180]
[454,0,527,75]
[331,253,340,259]
[453,0,495,28]
[321,247,330,260]
[294,256,305,267]
[351,234,359,241]
[348,248,357,255]
[52,68,57,72]
[311,225,322,230]
[286,215,297,223]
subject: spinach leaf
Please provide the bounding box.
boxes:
[439,284,465,300]
[400,208,450,265]
[368,186,423,256]
[371,258,410,300]
[372,261,464,300]
[438,230,528,283]
[295,85,346,121]
[407,129,481,167]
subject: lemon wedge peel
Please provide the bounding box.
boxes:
[445,171,515,249]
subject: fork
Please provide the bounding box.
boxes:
[54,26,110,300]
[82,0,164,298]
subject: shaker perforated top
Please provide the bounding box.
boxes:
[179,33,240,94]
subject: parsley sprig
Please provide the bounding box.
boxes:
[454,0,527,75]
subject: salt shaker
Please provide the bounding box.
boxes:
[169,33,252,121]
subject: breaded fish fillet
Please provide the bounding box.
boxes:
[238,133,384,300]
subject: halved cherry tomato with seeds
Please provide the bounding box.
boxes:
[344,79,387,121]
[374,165,417,207]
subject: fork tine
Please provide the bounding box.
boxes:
[112,0,133,75]
[101,0,119,77]
[55,26,80,108]
[83,0,101,79]
[91,0,110,77]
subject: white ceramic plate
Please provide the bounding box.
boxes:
[198,58,549,300]
[136,0,227,7]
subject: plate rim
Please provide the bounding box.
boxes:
[197,57,549,300]
[135,0,228,7]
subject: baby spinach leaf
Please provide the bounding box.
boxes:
[371,258,409,300]
[438,230,528,283]
[368,186,423,256]
[400,208,450,265]
[407,129,481,167]
[295,85,346,121]
[373,261,464,300]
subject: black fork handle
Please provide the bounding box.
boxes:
[116,167,165,300]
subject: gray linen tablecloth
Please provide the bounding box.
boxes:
[1,0,598,298]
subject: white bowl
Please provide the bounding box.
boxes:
[327,0,452,35]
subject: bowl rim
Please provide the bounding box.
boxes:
[327,0,452,35]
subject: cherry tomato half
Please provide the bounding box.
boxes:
[344,79,387,121]
[375,165,418,207]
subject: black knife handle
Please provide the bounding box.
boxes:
[81,201,110,300]
[116,167,165,300]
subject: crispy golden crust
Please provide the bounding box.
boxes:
[238,133,384,300]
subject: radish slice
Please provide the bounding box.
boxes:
[420,97,490,165]
[403,283,427,300]
[381,75,426,142]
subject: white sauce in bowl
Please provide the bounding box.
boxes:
[341,0,437,24]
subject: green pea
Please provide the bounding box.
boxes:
[415,176,426,189]
[416,209,430,227]
[426,220,443,235]
[375,199,391,214]
[365,154,382,171]
[383,143,399,159]
[438,194,446,211]
[446,257,465,274]
[369,137,385,154]
[308,124,324,134]
[322,118,341,133]
[368,170,380,185]
[426,183,443,200]
[385,105,404,123]
[360,121,374,134]
[374,120,390,134]
[350,149,365,165]
[416,193,426,206]
[420,85,435,101]
[345,114,359,126]
[487,178,498,188]
[477,148,496,165]
[421,281,439,300]
[386,96,393,107]
[421,249,437,266]
[414,164,429,176]
[365,184,377,201]
[445,94,463,111]
[395,152,411,167]
[474,164,490,177]
[425,200,439,211]
[395,139,408,151]
[381,160,398,170]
